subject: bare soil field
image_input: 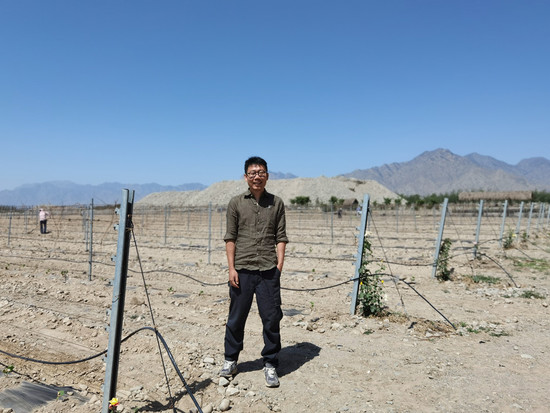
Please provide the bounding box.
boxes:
[1,203,549,412]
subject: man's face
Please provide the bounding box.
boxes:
[244,164,269,192]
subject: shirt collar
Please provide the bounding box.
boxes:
[245,188,267,199]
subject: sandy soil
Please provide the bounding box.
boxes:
[0,205,549,412]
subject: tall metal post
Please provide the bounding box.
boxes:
[473,200,484,259]
[515,201,524,239]
[350,194,370,315]
[85,207,90,251]
[536,202,544,231]
[526,202,534,238]
[499,200,508,247]
[83,207,88,241]
[102,189,135,413]
[88,199,94,281]
[431,198,449,278]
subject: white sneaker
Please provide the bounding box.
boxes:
[264,366,280,387]
[219,360,237,377]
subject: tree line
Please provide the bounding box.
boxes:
[289,190,550,210]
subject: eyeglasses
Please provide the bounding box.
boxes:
[246,170,267,178]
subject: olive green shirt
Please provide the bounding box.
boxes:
[224,189,289,271]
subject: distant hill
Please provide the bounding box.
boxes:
[0,181,206,206]
[341,149,550,195]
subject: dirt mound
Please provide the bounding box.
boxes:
[138,176,399,207]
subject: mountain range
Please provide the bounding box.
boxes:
[341,149,550,195]
[0,182,206,207]
[0,149,548,206]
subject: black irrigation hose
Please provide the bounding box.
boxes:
[139,268,227,287]
[0,328,144,365]
[370,259,429,267]
[396,277,457,330]
[283,269,457,331]
[0,346,107,366]
[0,326,202,413]
[520,239,549,253]
[281,278,353,292]
[478,253,519,288]
[511,246,537,260]
[144,327,202,413]
[364,271,456,330]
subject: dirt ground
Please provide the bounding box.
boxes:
[0,205,549,412]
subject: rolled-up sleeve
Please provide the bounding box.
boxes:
[224,198,239,242]
[275,201,289,245]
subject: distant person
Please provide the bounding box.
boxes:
[39,208,50,234]
[219,156,289,388]
[337,208,343,218]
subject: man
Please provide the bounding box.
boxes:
[39,208,50,234]
[220,156,288,388]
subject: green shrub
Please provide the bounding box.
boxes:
[358,238,385,317]
[436,238,453,281]
[290,196,311,206]
[502,229,516,249]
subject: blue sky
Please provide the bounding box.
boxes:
[1,1,549,190]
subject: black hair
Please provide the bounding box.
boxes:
[244,156,268,173]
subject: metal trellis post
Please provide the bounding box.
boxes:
[526,202,534,238]
[83,207,88,242]
[102,189,135,413]
[536,202,544,231]
[515,201,524,240]
[473,199,484,259]
[350,194,370,315]
[431,198,449,278]
[499,200,508,247]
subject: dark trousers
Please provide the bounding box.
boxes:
[224,267,283,368]
[40,220,47,234]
